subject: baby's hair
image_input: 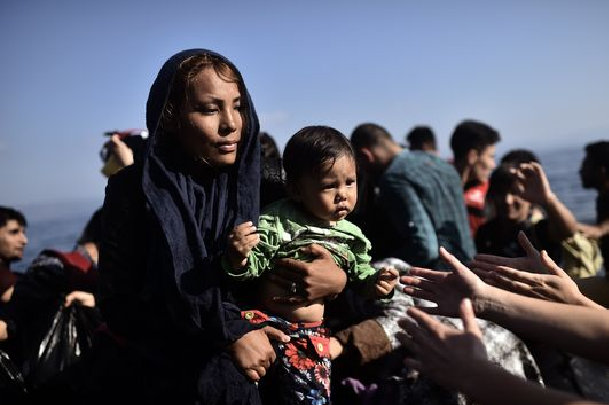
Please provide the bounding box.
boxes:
[283,126,355,186]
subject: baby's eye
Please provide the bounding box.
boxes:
[346,179,356,186]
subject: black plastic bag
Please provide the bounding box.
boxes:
[27,303,94,389]
[0,349,28,402]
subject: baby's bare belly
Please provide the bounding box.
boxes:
[258,278,324,323]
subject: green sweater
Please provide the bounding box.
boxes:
[224,198,379,295]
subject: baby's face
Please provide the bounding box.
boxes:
[295,155,358,226]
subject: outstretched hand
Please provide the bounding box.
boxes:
[472,250,602,308]
[474,231,545,274]
[398,299,487,390]
[401,247,488,317]
[270,244,347,303]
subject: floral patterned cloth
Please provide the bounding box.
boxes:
[242,310,332,405]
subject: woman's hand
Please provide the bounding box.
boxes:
[270,244,347,303]
[398,298,487,390]
[474,231,546,274]
[226,221,259,269]
[401,247,489,317]
[229,326,289,382]
[472,250,602,308]
[64,291,96,307]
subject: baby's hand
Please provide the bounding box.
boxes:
[227,221,260,269]
[375,266,399,297]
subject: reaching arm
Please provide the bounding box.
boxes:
[399,299,606,405]
[401,247,609,365]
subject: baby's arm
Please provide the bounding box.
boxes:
[375,267,399,297]
[226,221,260,269]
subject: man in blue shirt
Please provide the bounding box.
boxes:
[350,123,475,268]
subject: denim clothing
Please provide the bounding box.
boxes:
[377,150,475,267]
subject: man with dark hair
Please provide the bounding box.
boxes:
[0,206,28,303]
[406,125,437,155]
[579,141,609,262]
[450,119,501,238]
[350,123,474,268]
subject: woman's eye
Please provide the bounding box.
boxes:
[234,104,242,111]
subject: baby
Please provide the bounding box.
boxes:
[224,126,398,405]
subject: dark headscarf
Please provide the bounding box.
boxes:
[142,49,260,343]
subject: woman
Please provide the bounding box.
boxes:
[86,49,346,405]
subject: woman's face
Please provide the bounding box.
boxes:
[179,67,243,167]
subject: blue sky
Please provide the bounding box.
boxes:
[1,0,608,206]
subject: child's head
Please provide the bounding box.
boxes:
[283,126,357,225]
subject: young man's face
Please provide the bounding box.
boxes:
[0,220,28,264]
[471,145,497,183]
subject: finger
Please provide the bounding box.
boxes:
[64,296,74,307]
[517,231,540,258]
[406,306,446,336]
[263,326,290,343]
[470,267,492,280]
[540,250,568,277]
[401,286,436,302]
[404,267,449,282]
[245,369,261,382]
[481,263,533,283]
[253,366,266,378]
[460,298,480,336]
[473,254,510,266]
[399,275,438,291]
[267,271,300,287]
[439,247,474,279]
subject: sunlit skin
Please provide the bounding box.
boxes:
[472,145,496,183]
[178,68,243,167]
[0,219,28,266]
[292,155,358,226]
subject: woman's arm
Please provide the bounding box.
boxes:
[399,299,606,405]
[401,247,609,365]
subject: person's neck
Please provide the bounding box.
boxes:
[454,159,472,185]
[0,258,9,269]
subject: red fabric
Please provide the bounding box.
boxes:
[44,249,99,292]
[464,180,489,238]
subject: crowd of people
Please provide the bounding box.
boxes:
[1,47,609,405]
